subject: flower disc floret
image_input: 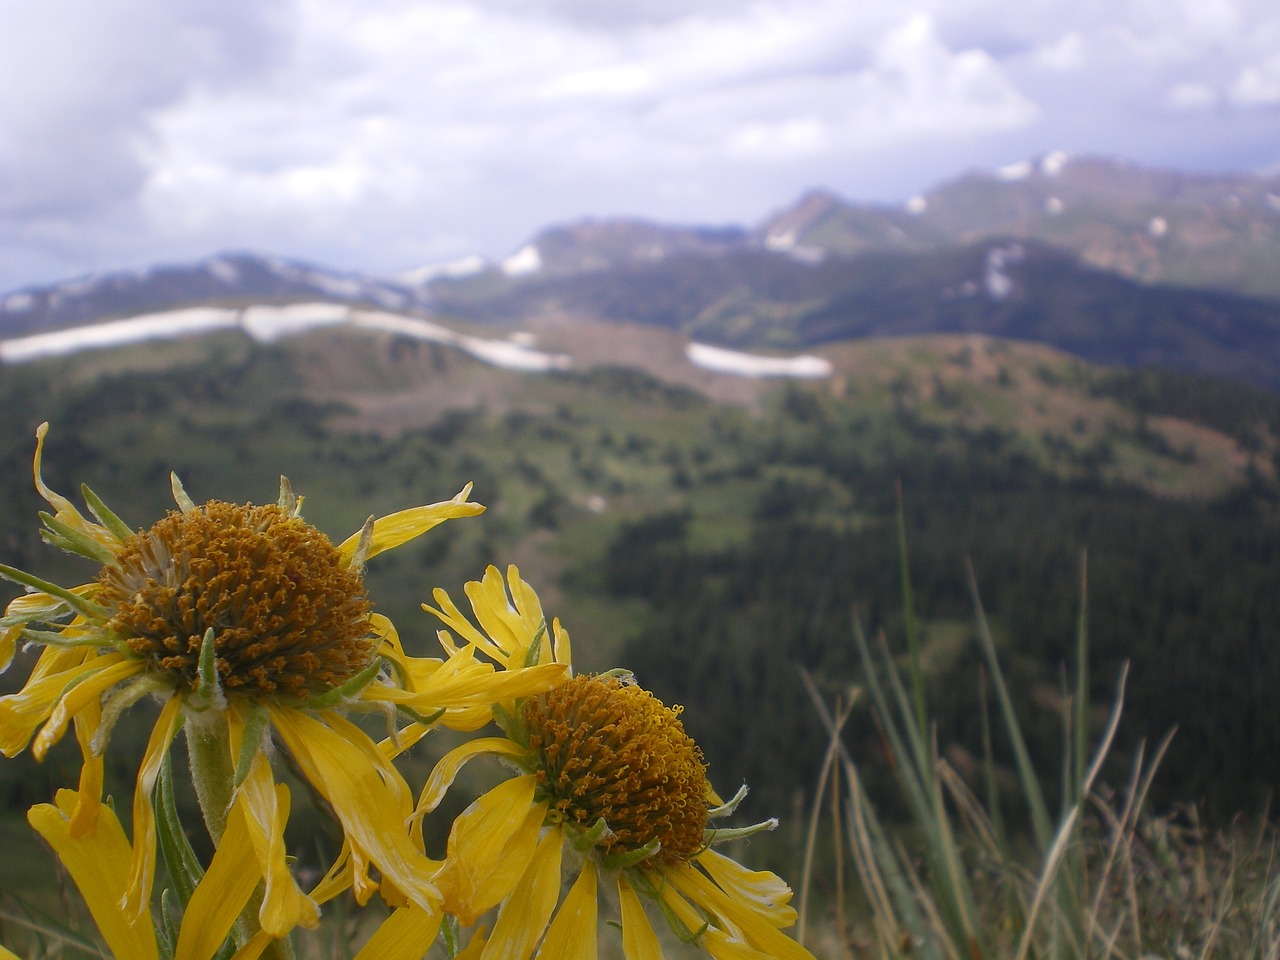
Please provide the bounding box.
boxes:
[97,501,374,700]
[523,673,709,863]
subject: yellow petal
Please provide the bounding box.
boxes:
[653,880,774,960]
[236,753,320,935]
[422,590,507,664]
[352,905,443,960]
[0,650,117,756]
[695,848,797,927]
[34,655,143,759]
[617,874,664,960]
[69,699,105,837]
[268,706,442,912]
[175,798,262,960]
[465,566,543,665]
[369,657,568,721]
[438,776,546,924]
[415,736,528,817]
[0,946,22,960]
[31,422,123,555]
[1,623,22,675]
[337,489,484,564]
[480,826,564,960]
[124,694,182,920]
[535,858,598,960]
[664,863,815,960]
[27,789,159,960]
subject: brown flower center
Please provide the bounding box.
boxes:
[97,501,374,700]
[523,673,710,864]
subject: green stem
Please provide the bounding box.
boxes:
[186,716,234,845]
[186,717,295,960]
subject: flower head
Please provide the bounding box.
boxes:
[411,572,815,960]
[0,423,529,933]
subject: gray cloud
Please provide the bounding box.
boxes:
[2,0,1279,293]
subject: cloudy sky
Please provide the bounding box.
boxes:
[2,0,1278,293]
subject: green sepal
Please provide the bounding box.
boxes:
[707,784,749,820]
[157,747,204,910]
[0,563,111,620]
[440,914,462,958]
[524,620,548,668]
[569,817,611,852]
[491,701,527,745]
[190,627,222,710]
[158,887,179,960]
[95,675,167,755]
[17,627,111,649]
[703,818,778,846]
[631,871,709,945]
[170,472,197,514]
[38,512,117,564]
[277,476,299,515]
[396,704,447,727]
[305,658,381,709]
[232,703,270,790]
[80,483,135,541]
[347,515,375,570]
[600,837,661,870]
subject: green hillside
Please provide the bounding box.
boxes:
[2,326,1278,825]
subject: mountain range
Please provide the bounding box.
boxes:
[3,153,1280,392]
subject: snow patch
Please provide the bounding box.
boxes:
[985,244,1024,300]
[502,245,542,277]
[1045,196,1064,215]
[905,195,928,214]
[206,258,241,284]
[399,255,488,285]
[996,160,1033,181]
[0,308,240,363]
[350,311,572,372]
[1041,151,1070,176]
[3,292,34,312]
[240,303,349,343]
[686,343,832,379]
[1148,216,1169,238]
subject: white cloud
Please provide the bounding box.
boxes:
[1167,81,1221,110]
[1229,53,1280,105]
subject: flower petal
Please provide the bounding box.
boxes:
[480,826,564,960]
[663,863,815,960]
[437,775,546,924]
[27,789,160,960]
[175,798,262,960]
[337,490,484,564]
[352,905,443,960]
[30,422,124,557]
[695,848,797,927]
[124,694,183,920]
[535,858,598,960]
[235,752,320,936]
[617,875,664,960]
[415,736,529,817]
[0,650,117,756]
[654,881,775,960]
[34,655,143,759]
[268,706,442,912]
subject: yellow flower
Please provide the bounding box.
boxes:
[0,423,536,931]
[405,572,814,960]
[27,787,276,960]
